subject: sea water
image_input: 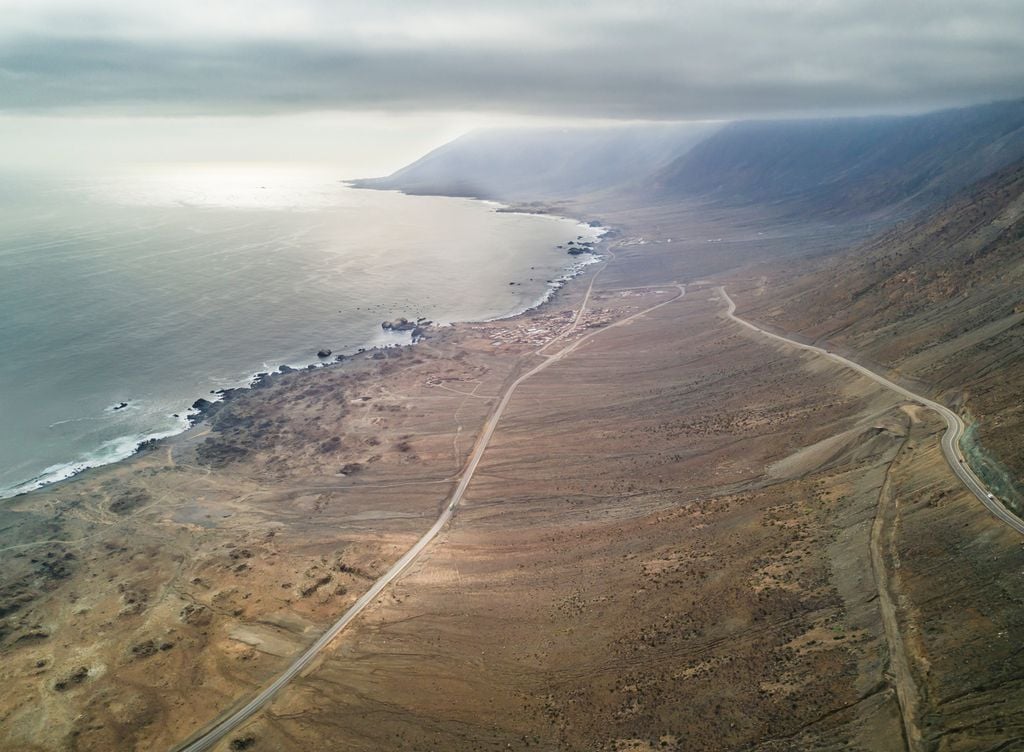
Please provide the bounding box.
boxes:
[0,163,601,497]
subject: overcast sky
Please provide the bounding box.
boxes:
[2,0,1022,171]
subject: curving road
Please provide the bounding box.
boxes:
[718,286,1024,536]
[174,278,685,752]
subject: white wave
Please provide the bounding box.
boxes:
[2,418,190,500]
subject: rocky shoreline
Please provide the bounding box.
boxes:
[168,210,609,450]
[180,240,604,433]
[97,236,608,490]
[4,196,607,503]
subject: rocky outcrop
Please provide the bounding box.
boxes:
[384,317,432,342]
[381,317,417,331]
[567,240,596,255]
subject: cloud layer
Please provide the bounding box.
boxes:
[1,0,1022,119]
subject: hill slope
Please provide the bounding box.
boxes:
[737,157,1024,503]
[351,123,718,201]
[652,100,1024,218]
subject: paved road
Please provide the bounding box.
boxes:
[175,280,685,751]
[719,286,1024,536]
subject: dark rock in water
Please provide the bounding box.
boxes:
[411,326,426,341]
[113,401,128,411]
[317,348,332,358]
[135,439,158,453]
[250,374,273,389]
[278,364,295,373]
[187,397,219,427]
[334,353,346,362]
[381,317,417,331]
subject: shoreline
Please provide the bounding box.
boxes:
[2,205,608,501]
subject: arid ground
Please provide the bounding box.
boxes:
[1,211,1022,751]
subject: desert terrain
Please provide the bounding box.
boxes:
[216,273,1024,751]
[2,210,1022,751]
[730,159,1024,511]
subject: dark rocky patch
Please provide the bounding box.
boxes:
[318,436,342,453]
[53,666,89,692]
[300,574,332,597]
[135,438,159,452]
[180,603,212,626]
[381,317,417,331]
[110,489,150,515]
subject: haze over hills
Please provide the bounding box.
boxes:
[652,100,1024,218]
[351,122,719,201]
[362,100,1024,223]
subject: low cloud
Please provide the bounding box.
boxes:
[1,0,1022,119]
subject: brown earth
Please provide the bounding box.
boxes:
[730,157,1024,509]
[1,198,1022,751]
[230,279,1024,752]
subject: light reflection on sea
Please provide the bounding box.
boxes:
[0,163,601,497]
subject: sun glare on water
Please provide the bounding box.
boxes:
[81,163,350,211]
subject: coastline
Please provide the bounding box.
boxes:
[5,175,1023,752]
[3,201,608,501]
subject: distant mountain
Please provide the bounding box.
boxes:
[357,101,1024,224]
[651,100,1024,218]
[351,123,719,201]
[741,156,1024,504]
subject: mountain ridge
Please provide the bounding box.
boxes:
[735,155,1024,505]
[651,99,1024,218]
[358,99,1024,228]
[351,122,719,201]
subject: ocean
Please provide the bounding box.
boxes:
[0,163,601,497]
